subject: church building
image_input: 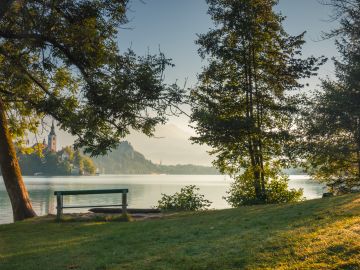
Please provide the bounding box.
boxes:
[47,121,57,152]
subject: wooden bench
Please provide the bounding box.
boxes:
[54,189,128,220]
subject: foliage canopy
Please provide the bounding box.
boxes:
[298,0,360,192]
[0,0,183,221]
[157,185,212,211]
[191,0,324,204]
[0,0,183,156]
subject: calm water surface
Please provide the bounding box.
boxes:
[0,175,325,224]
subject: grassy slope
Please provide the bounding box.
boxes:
[0,194,359,270]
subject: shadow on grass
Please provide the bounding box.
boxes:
[0,194,359,270]
[58,213,132,223]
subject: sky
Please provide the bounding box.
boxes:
[53,0,341,165]
[117,0,339,133]
[119,0,339,84]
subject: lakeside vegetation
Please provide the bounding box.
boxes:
[0,0,359,221]
[0,1,358,269]
[12,141,219,176]
[0,194,359,270]
[16,146,97,176]
[14,141,306,176]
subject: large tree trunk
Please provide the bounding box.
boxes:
[0,98,36,221]
[248,142,262,201]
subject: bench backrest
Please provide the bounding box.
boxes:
[54,189,129,196]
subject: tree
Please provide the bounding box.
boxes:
[42,152,65,175]
[82,157,96,175]
[0,1,183,221]
[190,0,325,204]
[73,150,83,175]
[298,0,360,193]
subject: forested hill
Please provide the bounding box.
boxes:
[92,141,219,175]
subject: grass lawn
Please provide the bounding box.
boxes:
[0,194,359,270]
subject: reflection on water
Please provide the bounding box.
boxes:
[0,175,325,224]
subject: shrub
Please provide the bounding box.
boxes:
[225,169,304,207]
[157,185,212,211]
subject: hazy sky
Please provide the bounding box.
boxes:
[53,1,341,165]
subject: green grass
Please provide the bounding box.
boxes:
[0,194,359,270]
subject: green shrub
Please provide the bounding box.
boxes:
[225,169,304,207]
[157,185,212,211]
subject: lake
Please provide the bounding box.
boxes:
[0,175,325,224]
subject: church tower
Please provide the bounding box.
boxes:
[48,121,57,152]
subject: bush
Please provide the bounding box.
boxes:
[157,185,212,211]
[225,169,304,207]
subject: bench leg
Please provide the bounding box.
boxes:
[122,192,127,214]
[56,195,63,221]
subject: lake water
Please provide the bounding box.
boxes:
[0,175,325,224]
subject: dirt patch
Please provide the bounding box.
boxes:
[46,212,170,222]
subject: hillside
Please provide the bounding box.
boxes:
[92,141,158,174]
[92,141,218,175]
[126,124,214,165]
[41,124,215,166]
[0,194,359,269]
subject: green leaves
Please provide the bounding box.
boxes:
[157,185,212,211]
[191,0,321,204]
[0,1,184,156]
[225,166,304,207]
[297,0,360,193]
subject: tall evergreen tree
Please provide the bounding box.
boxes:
[299,0,360,192]
[191,0,324,205]
[0,1,182,221]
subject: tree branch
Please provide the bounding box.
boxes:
[0,31,90,80]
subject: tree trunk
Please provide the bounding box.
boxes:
[357,147,360,180]
[357,121,360,180]
[0,98,36,221]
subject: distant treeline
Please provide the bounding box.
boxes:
[7,141,306,176]
[11,141,307,176]
[13,145,96,176]
[7,142,219,176]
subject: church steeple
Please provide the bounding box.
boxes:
[48,120,57,152]
[49,120,56,136]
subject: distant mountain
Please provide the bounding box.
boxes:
[92,142,158,174]
[92,141,219,175]
[125,124,214,166]
[47,123,214,166]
